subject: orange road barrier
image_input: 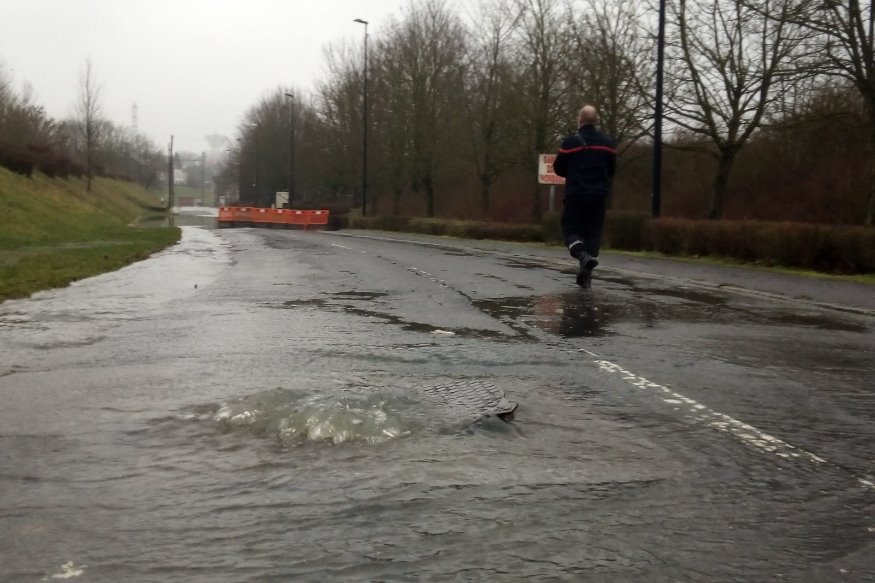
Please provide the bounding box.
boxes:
[218,207,330,230]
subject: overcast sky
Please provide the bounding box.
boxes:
[0,0,412,153]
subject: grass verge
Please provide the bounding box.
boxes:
[0,168,181,302]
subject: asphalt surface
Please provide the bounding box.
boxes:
[0,223,872,582]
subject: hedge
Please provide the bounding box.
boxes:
[341,211,875,274]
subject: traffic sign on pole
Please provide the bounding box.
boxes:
[538,154,565,185]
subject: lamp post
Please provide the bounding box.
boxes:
[651,0,666,218]
[284,92,296,209]
[354,18,369,216]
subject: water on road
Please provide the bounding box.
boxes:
[1,226,873,582]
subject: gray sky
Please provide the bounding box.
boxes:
[0,0,407,153]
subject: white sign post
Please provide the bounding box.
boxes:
[538,154,565,212]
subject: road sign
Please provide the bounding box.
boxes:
[538,154,565,185]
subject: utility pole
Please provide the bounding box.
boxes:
[651,0,666,218]
[167,135,174,210]
[354,18,369,216]
[201,151,206,204]
[284,92,296,208]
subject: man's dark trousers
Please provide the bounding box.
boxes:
[562,194,607,258]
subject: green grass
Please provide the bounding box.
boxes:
[0,167,181,301]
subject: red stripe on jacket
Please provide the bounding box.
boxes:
[558,145,616,155]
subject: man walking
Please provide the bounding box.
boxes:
[553,105,616,288]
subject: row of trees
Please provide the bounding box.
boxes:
[0,59,166,191]
[226,0,875,225]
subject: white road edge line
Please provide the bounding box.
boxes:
[586,350,875,491]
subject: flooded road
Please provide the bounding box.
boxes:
[1,226,873,582]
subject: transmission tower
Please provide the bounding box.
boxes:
[131,102,139,134]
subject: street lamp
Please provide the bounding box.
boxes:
[284,92,296,209]
[651,0,666,218]
[354,18,369,216]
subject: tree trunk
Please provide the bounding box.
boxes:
[393,184,402,215]
[867,127,875,225]
[866,158,875,226]
[707,150,735,220]
[425,175,435,217]
[480,179,491,219]
[480,151,493,219]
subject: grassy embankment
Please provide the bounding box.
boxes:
[0,167,180,302]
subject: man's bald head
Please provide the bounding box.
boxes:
[578,105,599,126]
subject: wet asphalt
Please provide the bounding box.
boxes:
[0,218,873,582]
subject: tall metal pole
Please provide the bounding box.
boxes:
[284,92,296,208]
[167,135,174,210]
[354,18,369,216]
[201,151,206,204]
[652,0,666,218]
[250,124,259,206]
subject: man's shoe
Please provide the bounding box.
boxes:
[568,240,585,259]
[582,256,599,272]
[576,255,599,288]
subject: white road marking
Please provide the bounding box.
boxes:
[589,353,874,491]
[431,330,456,336]
[44,561,86,580]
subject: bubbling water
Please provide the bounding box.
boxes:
[213,388,415,445]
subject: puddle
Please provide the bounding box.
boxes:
[646,287,727,306]
[475,294,617,338]
[277,298,515,340]
[474,287,870,339]
[329,291,389,301]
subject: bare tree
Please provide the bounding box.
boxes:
[370,31,415,215]
[460,0,524,217]
[76,59,103,191]
[757,0,875,224]
[566,0,652,153]
[513,0,571,221]
[389,0,468,217]
[666,0,809,219]
[315,42,365,203]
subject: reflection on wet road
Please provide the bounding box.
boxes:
[1,225,873,582]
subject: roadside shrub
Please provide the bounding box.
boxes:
[646,219,875,273]
[348,215,410,231]
[326,213,348,231]
[824,225,875,273]
[541,211,563,244]
[605,211,649,250]
[338,210,875,274]
[0,141,34,177]
[407,218,446,236]
[454,221,542,241]
[25,144,81,179]
[648,219,691,255]
[347,215,378,229]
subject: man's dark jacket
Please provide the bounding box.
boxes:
[553,124,616,197]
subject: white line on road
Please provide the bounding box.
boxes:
[587,351,875,491]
